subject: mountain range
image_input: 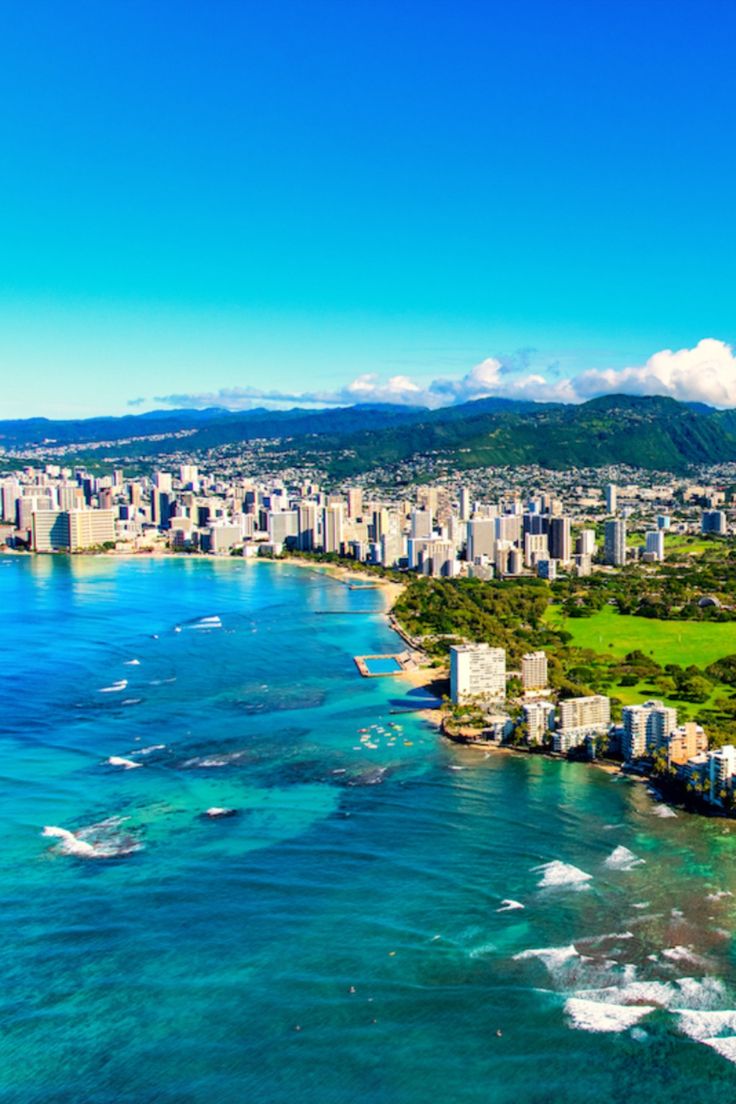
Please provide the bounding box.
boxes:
[3,394,736,474]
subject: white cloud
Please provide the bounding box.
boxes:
[145,338,736,413]
[572,338,736,406]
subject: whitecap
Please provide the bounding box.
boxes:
[107,756,141,770]
[604,846,645,871]
[124,659,140,666]
[42,826,97,858]
[652,803,677,818]
[565,997,655,1033]
[663,946,711,969]
[533,860,592,889]
[496,899,524,912]
[98,680,128,693]
[705,1037,736,1063]
[514,945,579,967]
[677,1008,736,1042]
[121,698,142,706]
[138,744,166,755]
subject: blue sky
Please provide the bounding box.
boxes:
[2,0,736,417]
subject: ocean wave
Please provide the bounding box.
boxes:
[604,845,645,871]
[106,756,141,770]
[533,860,592,889]
[124,659,140,666]
[565,997,655,1033]
[496,899,524,912]
[652,803,678,818]
[181,751,246,768]
[98,680,128,693]
[514,945,579,967]
[42,817,142,859]
[137,744,166,755]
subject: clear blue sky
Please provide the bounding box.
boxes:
[2,0,736,417]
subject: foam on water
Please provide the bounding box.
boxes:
[496,899,524,912]
[514,945,579,967]
[533,860,592,889]
[107,756,142,770]
[652,804,678,818]
[604,845,645,871]
[99,680,128,693]
[565,997,655,1033]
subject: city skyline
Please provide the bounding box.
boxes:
[3,1,736,417]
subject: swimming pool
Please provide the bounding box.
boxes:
[362,656,403,675]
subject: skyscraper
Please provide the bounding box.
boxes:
[604,519,627,565]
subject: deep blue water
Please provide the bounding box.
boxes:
[4,555,736,1103]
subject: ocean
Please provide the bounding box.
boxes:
[3,554,736,1103]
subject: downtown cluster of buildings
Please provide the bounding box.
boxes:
[1,464,729,574]
[450,642,736,806]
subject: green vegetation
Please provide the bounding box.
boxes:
[544,604,736,666]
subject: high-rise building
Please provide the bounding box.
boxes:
[702,510,727,535]
[410,509,433,539]
[548,516,571,563]
[604,519,627,566]
[32,510,71,552]
[458,487,472,522]
[523,532,549,567]
[645,530,665,561]
[347,488,363,519]
[522,651,548,691]
[576,529,596,556]
[622,700,677,761]
[667,722,707,767]
[523,701,555,745]
[554,695,611,753]
[297,504,319,551]
[467,518,495,562]
[450,644,506,704]
[605,483,617,514]
[323,504,344,553]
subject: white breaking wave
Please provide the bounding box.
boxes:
[496,899,524,912]
[138,744,166,755]
[42,818,142,859]
[677,1008,736,1043]
[124,659,140,666]
[652,803,677,818]
[107,756,141,770]
[604,846,645,871]
[42,826,97,858]
[663,946,712,969]
[565,997,655,1033]
[514,945,579,967]
[99,680,128,693]
[705,1037,736,1063]
[533,860,592,889]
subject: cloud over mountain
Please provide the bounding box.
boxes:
[146,338,736,412]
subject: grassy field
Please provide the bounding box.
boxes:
[545,603,736,667]
[546,604,736,720]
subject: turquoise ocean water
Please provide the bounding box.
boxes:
[4,555,736,1102]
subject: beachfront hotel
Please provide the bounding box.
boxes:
[450,643,506,704]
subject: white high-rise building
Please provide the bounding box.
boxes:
[554,695,611,754]
[523,701,555,745]
[622,700,677,761]
[450,644,506,704]
[605,483,617,514]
